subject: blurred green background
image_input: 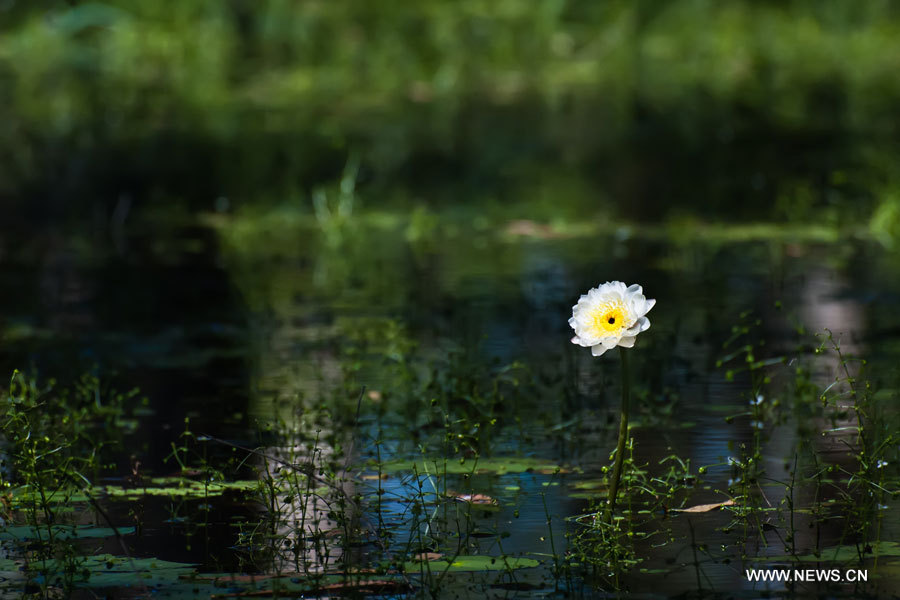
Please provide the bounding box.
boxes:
[2,0,900,236]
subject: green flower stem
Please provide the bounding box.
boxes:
[607,346,631,520]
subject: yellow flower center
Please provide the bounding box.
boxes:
[589,301,630,337]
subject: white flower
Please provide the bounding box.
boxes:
[569,281,655,357]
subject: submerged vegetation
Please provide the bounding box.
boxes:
[2,277,900,596]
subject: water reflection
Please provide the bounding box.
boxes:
[220,220,900,593]
[0,218,896,596]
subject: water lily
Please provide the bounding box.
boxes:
[568,280,655,521]
[569,281,655,357]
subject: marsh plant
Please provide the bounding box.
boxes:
[711,316,898,591]
[1,294,897,597]
[565,306,900,593]
[567,445,699,588]
[0,370,135,594]
[215,343,542,596]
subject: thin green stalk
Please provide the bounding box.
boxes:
[607,347,631,520]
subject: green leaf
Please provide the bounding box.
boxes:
[404,555,540,572]
[0,525,135,541]
[378,457,572,476]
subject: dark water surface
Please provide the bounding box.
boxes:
[1,216,899,597]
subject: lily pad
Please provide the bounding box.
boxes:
[0,554,198,589]
[10,487,92,506]
[404,555,540,572]
[447,492,499,507]
[104,478,259,499]
[569,479,607,499]
[378,457,572,476]
[11,479,260,504]
[0,525,135,542]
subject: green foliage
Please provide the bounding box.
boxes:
[4,1,900,132]
[2,1,900,222]
[567,446,699,586]
[565,310,900,592]
[0,370,135,593]
[712,316,899,574]
[1,370,131,508]
[870,189,900,247]
[378,456,567,476]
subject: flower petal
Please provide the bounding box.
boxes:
[618,335,636,348]
[601,337,618,349]
[644,298,656,313]
[571,335,594,347]
[626,283,642,295]
[630,296,647,318]
[623,317,646,335]
[591,344,608,357]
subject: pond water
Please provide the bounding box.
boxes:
[1,214,899,598]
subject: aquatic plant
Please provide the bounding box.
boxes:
[0,370,136,594]
[569,281,655,358]
[569,281,655,517]
[709,313,900,595]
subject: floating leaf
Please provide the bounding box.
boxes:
[572,480,606,490]
[411,552,443,562]
[568,479,607,499]
[673,499,735,513]
[10,487,91,506]
[0,525,135,542]
[447,492,498,506]
[12,479,260,504]
[379,458,573,476]
[404,555,540,572]
[5,554,199,589]
[104,479,259,500]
